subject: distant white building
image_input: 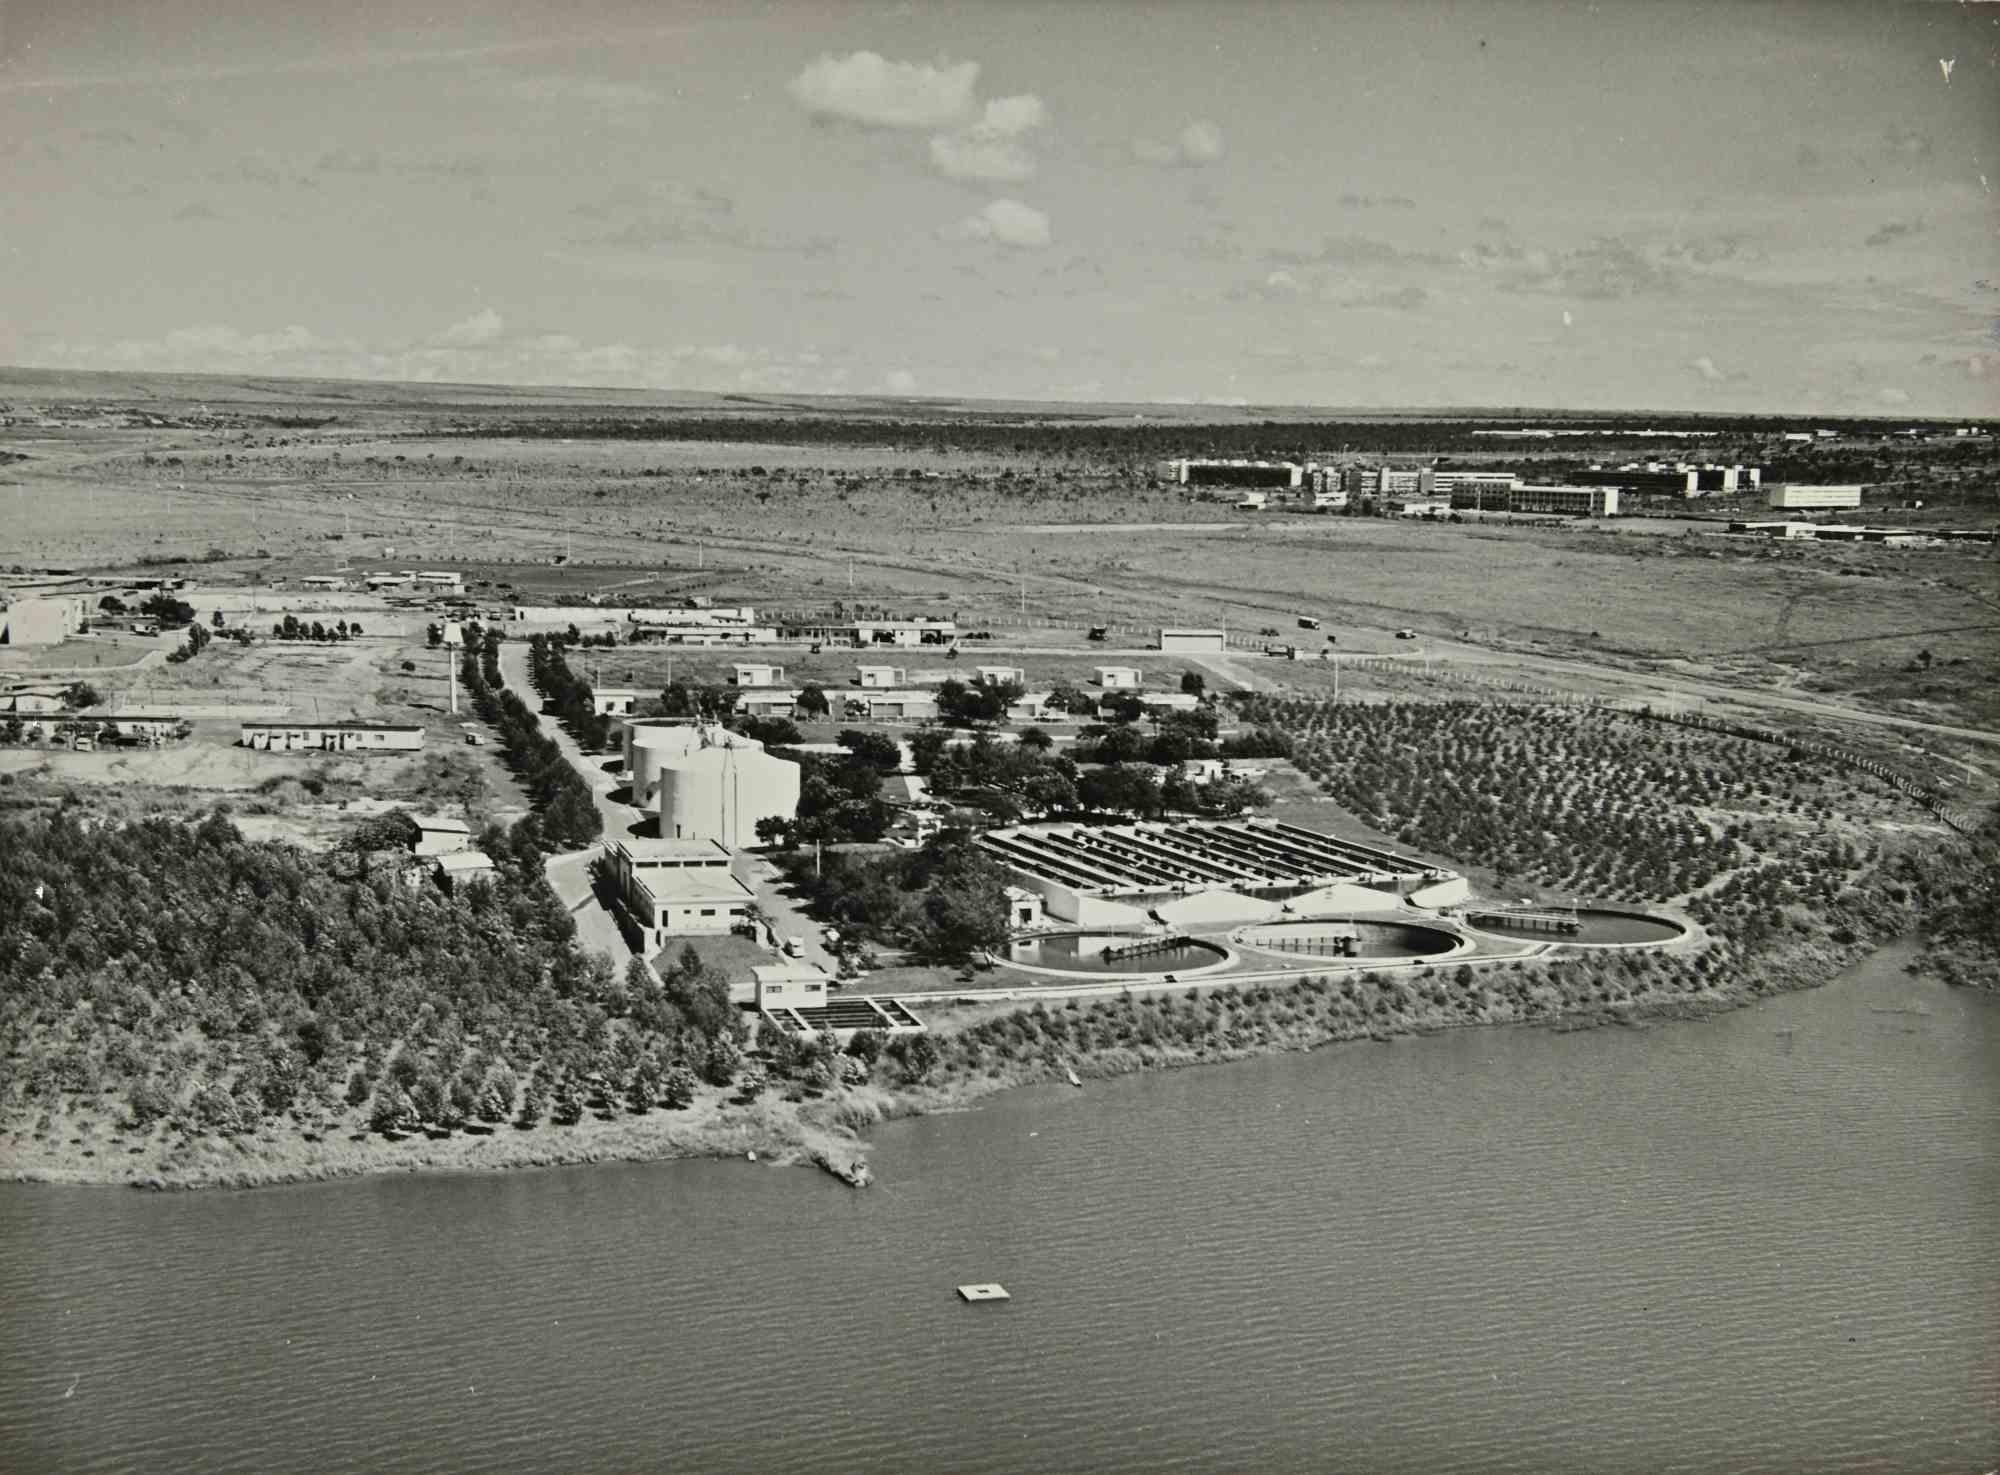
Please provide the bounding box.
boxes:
[240,721,425,752]
[1157,629,1226,654]
[410,812,474,857]
[855,664,906,688]
[731,663,784,688]
[1094,666,1143,689]
[1766,484,1862,511]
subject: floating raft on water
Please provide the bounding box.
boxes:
[957,1283,1011,1303]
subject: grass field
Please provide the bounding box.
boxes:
[5,373,1996,739]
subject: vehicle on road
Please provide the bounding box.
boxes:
[1298,616,1321,631]
[1087,626,1108,642]
[1395,628,1418,639]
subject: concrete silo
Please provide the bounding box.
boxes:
[657,741,801,849]
[624,721,704,808]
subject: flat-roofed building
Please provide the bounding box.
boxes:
[973,664,1025,684]
[840,689,938,723]
[736,962,833,1011]
[1094,666,1143,689]
[1766,484,1862,511]
[0,596,86,646]
[1157,629,1226,654]
[432,850,496,892]
[592,687,645,717]
[607,837,757,948]
[856,664,906,688]
[731,663,784,688]
[240,721,425,752]
[1509,484,1621,517]
[410,812,474,857]
[780,617,958,648]
[734,689,800,718]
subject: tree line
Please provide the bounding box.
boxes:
[459,626,602,851]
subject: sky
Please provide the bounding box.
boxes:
[1,0,1995,414]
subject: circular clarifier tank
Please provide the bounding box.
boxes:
[1465,908,1686,946]
[999,933,1232,977]
[1233,919,1463,961]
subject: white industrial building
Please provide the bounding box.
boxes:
[734,690,800,718]
[973,664,1025,684]
[0,596,86,646]
[240,721,425,752]
[856,664,906,688]
[841,690,938,723]
[607,838,759,949]
[410,813,474,858]
[1170,459,1304,489]
[731,663,784,688]
[1094,666,1143,689]
[656,738,802,849]
[1766,484,1862,511]
[592,687,645,717]
[1158,629,1226,654]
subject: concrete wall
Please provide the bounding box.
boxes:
[1406,877,1471,909]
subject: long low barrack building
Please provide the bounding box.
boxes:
[978,818,1463,927]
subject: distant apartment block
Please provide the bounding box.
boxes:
[1766,484,1862,511]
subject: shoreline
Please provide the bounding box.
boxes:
[0,935,1903,1196]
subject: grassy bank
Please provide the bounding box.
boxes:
[0,1084,868,1192]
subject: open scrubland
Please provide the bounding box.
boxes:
[3,369,1997,1187]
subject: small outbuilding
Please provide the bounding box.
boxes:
[1093,666,1143,690]
[1157,629,1226,654]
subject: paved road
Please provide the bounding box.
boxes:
[491,639,650,969]
[496,640,650,842]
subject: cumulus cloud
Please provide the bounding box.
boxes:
[928,93,1048,181]
[1134,119,1225,167]
[942,198,1051,249]
[884,369,918,394]
[438,309,505,347]
[1690,355,1727,383]
[788,51,978,129]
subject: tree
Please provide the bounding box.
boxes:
[796,684,830,719]
[837,729,902,773]
[936,677,1023,727]
[899,1032,941,1082]
[737,715,802,747]
[1180,670,1206,697]
[1017,726,1053,752]
[62,682,100,711]
[477,1064,518,1123]
[660,1063,697,1109]
[211,608,225,628]
[907,727,949,776]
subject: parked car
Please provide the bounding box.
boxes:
[1395,628,1418,639]
[1297,616,1321,631]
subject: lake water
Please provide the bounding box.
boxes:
[3,943,1996,1474]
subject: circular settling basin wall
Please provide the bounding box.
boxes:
[1232,919,1466,963]
[1466,907,1686,948]
[997,932,1236,980]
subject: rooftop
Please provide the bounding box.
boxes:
[631,869,755,905]
[239,720,424,733]
[614,837,732,863]
[433,850,496,874]
[411,812,472,834]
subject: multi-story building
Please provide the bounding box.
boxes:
[1766,484,1862,511]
